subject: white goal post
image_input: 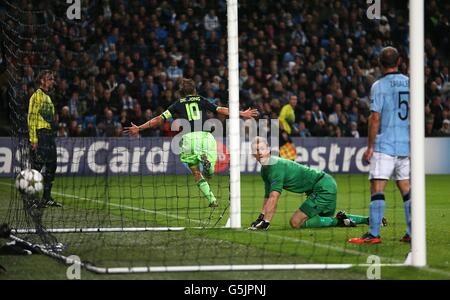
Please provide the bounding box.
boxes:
[228,0,241,229]
[409,0,427,267]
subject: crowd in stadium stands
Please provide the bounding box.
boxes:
[3,0,450,138]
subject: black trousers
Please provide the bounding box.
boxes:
[31,129,57,197]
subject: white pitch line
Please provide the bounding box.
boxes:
[53,190,207,225]
[252,228,450,277]
[1,181,450,277]
[245,230,403,262]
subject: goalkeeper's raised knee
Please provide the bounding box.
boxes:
[289,211,308,228]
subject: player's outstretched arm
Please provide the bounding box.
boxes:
[216,107,258,118]
[124,115,164,136]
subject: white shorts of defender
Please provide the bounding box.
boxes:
[369,152,410,180]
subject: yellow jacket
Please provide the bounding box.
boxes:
[28,88,55,144]
[278,104,295,134]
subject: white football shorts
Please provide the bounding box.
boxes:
[369,152,410,180]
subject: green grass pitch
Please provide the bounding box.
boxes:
[0,174,449,280]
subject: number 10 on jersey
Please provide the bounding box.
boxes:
[185,102,201,121]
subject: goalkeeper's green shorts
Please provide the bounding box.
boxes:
[179,131,217,176]
[299,174,337,218]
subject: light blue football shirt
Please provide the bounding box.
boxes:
[370,72,410,156]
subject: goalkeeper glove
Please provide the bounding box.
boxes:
[249,214,270,230]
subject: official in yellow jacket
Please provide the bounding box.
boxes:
[28,70,62,207]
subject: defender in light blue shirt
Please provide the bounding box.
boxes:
[348,47,412,245]
[370,72,410,156]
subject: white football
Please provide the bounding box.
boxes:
[19,178,28,190]
[15,169,44,196]
[32,169,43,182]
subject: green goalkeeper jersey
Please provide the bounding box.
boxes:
[261,156,325,198]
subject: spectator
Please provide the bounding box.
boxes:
[425,120,439,137]
[350,121,360,138]
[166,59,183,80]
[298,121,311,138]
[99,89,119,115]
[441,67,449,83]
[119,110,130,129]
[83,116,97,137]
[6,0,447,139]
[358,114,368,137]
[105,74,118,93]
[141,89,156,111]
[328,103,342,126]
[278,95,298,135]
[283,46,299,63]
[303,110,316,133]
[348,105,360,124]
[68,91,80,120]
[204,9,220,37]
[53,79,69,112]
[313,119,329,137]
[378,16,391,36]
[311,102,325,125]
[141,109,161,137]
[114,124,123,137]
[59,106,72,129]
[430,96,444,130]
[321,94,335,117]
[130,103,146,126]
[85,86,100,117]
[22,66,34,85]
[438,119,450,136]
[335,126,343,138]
[68,120,82,137]
[57,123,68,137]
[125,71,141,99]
[338,113,350,137]
[99,109,120,137]
[142,75,160,100]
[117,84,136,113]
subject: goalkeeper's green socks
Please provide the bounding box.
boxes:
[301,216,338,228]
[197,178,217,205]
[345,213,369,225]
[300,214,369,228]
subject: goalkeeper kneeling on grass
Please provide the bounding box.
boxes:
[249,137,381,230]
